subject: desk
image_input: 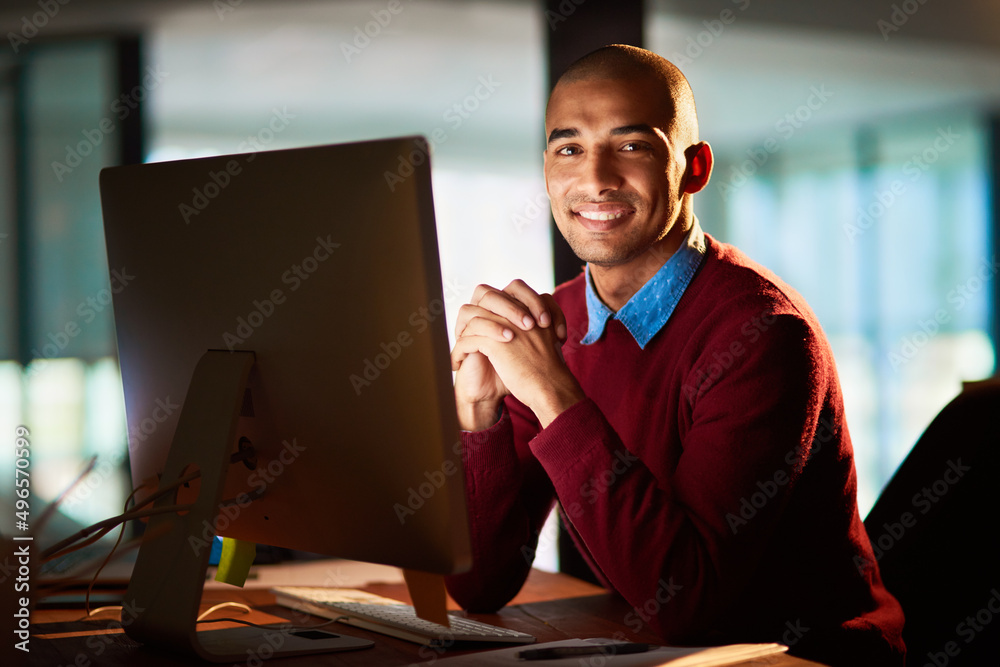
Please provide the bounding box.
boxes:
[23,564,826,666]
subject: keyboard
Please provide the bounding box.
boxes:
[271,586,536,647]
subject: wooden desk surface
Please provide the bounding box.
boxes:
[22,566,826,666]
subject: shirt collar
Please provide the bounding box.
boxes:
[581,218,706,349]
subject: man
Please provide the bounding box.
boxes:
[445,45,905,666]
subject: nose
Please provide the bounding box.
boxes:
[577,149,623,197]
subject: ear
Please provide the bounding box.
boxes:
[682,142,713,195]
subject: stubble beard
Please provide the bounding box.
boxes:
[563,223,657,268]
[555,192,658,268]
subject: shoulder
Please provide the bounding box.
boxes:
[674,235,838,377]
[671,238,842,411]
[692,234,822,331]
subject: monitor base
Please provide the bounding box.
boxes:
[122,350,373,661]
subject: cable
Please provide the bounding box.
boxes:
[128,468,201,514]
[41,468,200,562]
[197,601,252,621]
[40,504,194,562]
[195,601,350,632]
[82,483,145,615]
[45,525,117,561]
[196,615,349,631]
[37,463,211,616]
[197,617,287,630]
[84,606,124,619]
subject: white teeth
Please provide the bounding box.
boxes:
[578,210,625,221]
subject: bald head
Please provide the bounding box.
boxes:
[549,44,699,145]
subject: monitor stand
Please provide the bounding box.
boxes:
[122,350,373,661]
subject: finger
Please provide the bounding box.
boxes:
[450,342,471,370]
[471,283,536,331]
[539,293,568,342]
[503,279,554,329]
[458,309,516,343]
[469,283,499,305]
[455,302,485,337]
[451,335,480,369]
[455,302,515,339]
[451,334,502,370]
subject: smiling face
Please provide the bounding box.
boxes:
[544,75,697,273]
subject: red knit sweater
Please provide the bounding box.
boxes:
[445,235,905,666]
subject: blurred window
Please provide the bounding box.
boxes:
[0,40,128,527]
[709,113,993,514]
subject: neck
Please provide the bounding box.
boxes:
[590,214,692,312]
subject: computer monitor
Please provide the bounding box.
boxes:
[99,137,470,660]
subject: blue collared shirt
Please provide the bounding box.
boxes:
[581,219,707,349]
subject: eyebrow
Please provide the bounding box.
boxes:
[546,124,659,145]
[611,123,657,137]
[547,128,578,144]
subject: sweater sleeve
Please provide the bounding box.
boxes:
[444,399,555,611]
[529,312,828,641]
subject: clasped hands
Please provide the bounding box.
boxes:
[452,280,585,432]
